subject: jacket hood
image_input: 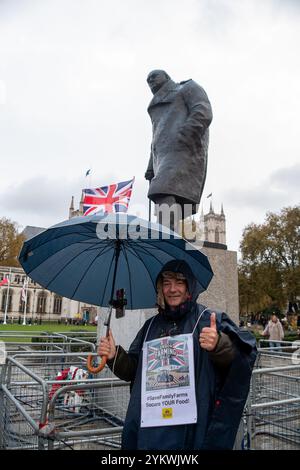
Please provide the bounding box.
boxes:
[156,259,201,302]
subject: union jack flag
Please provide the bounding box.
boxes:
[82,178,134,216]
[147,337,188,371]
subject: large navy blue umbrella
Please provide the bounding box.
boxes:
[19,213,213,309]
[19,213,213,372]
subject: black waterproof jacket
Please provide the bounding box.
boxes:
[108,260,257,450]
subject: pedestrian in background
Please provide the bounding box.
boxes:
[262,314,284,351]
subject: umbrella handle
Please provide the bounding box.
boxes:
[86,305,114,374]
[86,354,107,374]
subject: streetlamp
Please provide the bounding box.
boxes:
[22,277,28,326]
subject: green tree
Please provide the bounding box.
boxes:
[239,206,300,314]
[0,217,25,267]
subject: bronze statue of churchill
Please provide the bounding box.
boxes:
[145,70,213,227]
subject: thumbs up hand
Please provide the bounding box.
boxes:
[199,312,219,351]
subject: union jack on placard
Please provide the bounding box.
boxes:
[147,337,188,371]
[82,178,134,216]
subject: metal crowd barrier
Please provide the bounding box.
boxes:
[0,352,129,450]
[249,364,300,449]
[0,331,97,356]
[1,345,300,450]
[233,348,300,450]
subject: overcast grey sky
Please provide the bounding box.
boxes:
[0,0,299,254]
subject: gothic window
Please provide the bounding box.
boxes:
[15,275,21,284]
[204,227,209,241]
[37,291,47,314]
[1,289,12,312]
[53,296,62,314]
[215,226,220,243]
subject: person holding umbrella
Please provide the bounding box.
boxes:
[99,259,257,450]
[18,211,256,449]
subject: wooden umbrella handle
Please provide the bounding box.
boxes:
[87,354,107,374]
[87,304,113,374]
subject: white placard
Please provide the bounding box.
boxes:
[141,333,197,427]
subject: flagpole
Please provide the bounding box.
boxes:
[3,268,11,325]
[33,288,37,324]
[148,181,151,222]
[206,192,213,213]
[22,277,28,326]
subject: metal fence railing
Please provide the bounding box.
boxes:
[0,352,129,450]
[0,331,97,356]
[1,346,299,450]
[233,347,300,450]
[249,364,300,449]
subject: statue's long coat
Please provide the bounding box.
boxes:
[146,79,213,211]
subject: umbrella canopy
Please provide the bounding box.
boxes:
[19,213,213,309]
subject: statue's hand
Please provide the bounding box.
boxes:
[145,170,154,181]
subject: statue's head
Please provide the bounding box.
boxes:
[147,70,171,95]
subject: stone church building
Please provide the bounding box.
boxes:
[198,202,239,324]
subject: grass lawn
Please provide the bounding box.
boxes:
[0,323,97,343]
[0,322,97,334]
